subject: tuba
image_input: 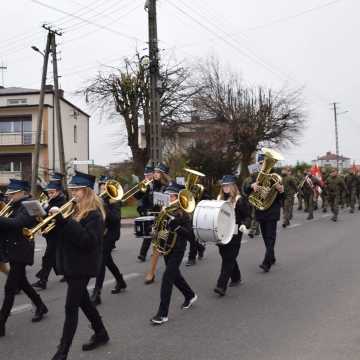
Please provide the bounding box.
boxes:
[152,189,195,256]
[23,198,76,241]
[184,168,205,202]
[248,148,284,211]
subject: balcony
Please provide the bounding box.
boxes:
[0,131,47,146]
[0,171,22,185]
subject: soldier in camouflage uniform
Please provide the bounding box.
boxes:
[339,173,347,209]
[345,168,359,213]
[324,168,347,221]
[281,167,298,228]
[295,171,304,211]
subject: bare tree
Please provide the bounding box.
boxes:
[80,52,199,176]
[194,58,306,179]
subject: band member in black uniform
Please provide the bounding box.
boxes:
[144,162,170,284]
[0,179,48,338]
[51,171,110,360]
[151,183,197,325]
[214,175,250,296]
[90,175,127,306]
[32,179,67,290]
[244,154,285,273]
[136,165,155,262]
[0,192,9,276]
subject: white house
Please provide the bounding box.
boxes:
[312,151,351,169]
[0,85,89,186]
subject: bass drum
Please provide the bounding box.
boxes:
[193,200,236,245]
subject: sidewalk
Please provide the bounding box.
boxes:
[121,218,135,228]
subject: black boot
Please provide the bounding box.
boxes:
[90,288,102,306]
[82,329,109,351]
[51,343,69,360]
[111,277,127,294]
[32,303,48,322]
[0,314,5,337]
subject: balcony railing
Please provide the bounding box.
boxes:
[0,171,22,185]
[0,132,47,146]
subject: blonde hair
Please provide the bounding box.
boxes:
[217,184,240,205]
[73,187,106,222]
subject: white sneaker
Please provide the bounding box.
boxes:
[151,315,168,325]
[182,294,198,310]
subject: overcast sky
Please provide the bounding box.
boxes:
[1,0,359,166]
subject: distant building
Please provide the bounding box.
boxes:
[0,85,90,186]
[139,116,225,155]
[312,151,351,169]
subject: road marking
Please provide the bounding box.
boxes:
[10,272,141,316]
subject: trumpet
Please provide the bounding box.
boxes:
[122,179,153,202]
[99,180,124,202]
[23,198,76,241]
[0,199,14,217]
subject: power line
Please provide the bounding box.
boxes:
[246,0,345,31]
[31,0,144,43]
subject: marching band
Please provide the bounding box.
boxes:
[0,148,359,359]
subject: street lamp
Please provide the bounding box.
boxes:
[31,46,45,57]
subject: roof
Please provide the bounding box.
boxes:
[317,151,350,161]
[0,86,90,118]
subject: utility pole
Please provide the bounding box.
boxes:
[332,102,340,171]
[0,62,7,87]
[31,30,52,194]
[51,31,67,190]
[31,25,67,194]
[147,0,162,163]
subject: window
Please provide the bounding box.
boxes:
[0,161,21,172]
[74,125,77,143]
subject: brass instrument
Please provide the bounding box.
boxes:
[99,180,124,202]
[248,148,284,211]
[184,168,205,201]
[122,179,153,202]
[23,198,76,241]
[39,192,49,207]
[0,199,14,217]
[152,189,196,256]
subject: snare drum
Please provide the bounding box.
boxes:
[192,200,235,245]
[134,216,155,239]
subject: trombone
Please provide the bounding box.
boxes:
[99,180,124,202]
[23,198,76,241]
[0,199,14,218]
[122,179,153,202]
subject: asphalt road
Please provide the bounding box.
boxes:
[1,207,360,360]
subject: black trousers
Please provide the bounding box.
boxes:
[188,231,205,260]
[157,247,195,317]
[259,220,278,267]
[36,237,56,282]
[216,236,241,290]
[95,244,123,291]
[59,277,106,350]
[139,237,152,259]
[0,262,44,322]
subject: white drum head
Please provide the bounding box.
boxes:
[193,200,235,245]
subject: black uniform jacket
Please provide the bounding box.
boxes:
[135,180,166,215]
[243,183,284,222]
[103,199,121,251]
[55,209,105,278]
[44,193,67,242]
[0,196,37,265]
[167,211,193,253]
